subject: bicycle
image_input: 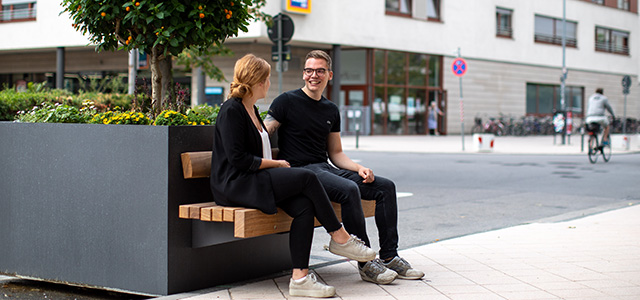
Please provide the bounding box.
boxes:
[585,122,611,164]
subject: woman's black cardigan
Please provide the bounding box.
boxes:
[209,98,277,214]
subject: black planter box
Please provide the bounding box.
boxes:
[0,122,291,295]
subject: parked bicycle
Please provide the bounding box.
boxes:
[585,122,611,164]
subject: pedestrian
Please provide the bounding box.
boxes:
[428,101,444,135]
[209,54,376,298]
[265,50,424,285]
[585,88,615,145]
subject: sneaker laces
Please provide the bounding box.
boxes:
[350,234,367,247]
[307,272,318,283]
[365,258,387,273]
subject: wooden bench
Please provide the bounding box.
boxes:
[179,151,375,238]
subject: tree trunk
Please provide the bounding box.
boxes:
[150,46,163,115]
[159,56,172,110]
[150,45,173,115]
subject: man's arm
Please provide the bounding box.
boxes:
[264,114,281,136]
[326,132,375,183]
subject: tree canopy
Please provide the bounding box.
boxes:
[62,0,267,113]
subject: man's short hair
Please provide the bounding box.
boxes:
[596,88,604,94]
[305,50,332,71]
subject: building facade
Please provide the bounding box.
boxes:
[1,0,638,135]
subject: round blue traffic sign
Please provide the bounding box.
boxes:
[452,58,467,77]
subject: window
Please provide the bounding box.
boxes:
[596,26,629,55]
[386,0,411,15]
[534,15,577,47]
[526,83,584,115]
[373,49,442,135]
[617,0,630,10]
[496,7,513,38]
[426,0,440,20]
[0,0,36,22]
[591,0,604,4]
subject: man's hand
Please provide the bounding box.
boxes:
[358,166,375,183]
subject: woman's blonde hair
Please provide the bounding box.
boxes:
[228,54,271,99]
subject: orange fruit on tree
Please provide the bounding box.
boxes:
[126,6,130,12]
[101,12,106,17]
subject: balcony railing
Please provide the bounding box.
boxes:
[496,27,513,37]
[0,7,36,22]
[534,33,577,47]
[595,42,629,55]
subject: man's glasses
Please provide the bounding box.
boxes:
[303,68,328,76]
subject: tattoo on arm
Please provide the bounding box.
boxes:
[264,114,281,135]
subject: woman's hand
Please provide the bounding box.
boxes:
[276,160,291,168]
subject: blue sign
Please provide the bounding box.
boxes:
[452,58,467,77]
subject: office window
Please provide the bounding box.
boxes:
[618,0,630,10]
[534,15,577,47]
[596,27,629,55]
[426,0,440,20]
[496,7,513,38]
[0,0,36,22]
[386,0,411,15]
[526,83,584,115]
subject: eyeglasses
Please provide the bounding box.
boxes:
[303,68,328,76]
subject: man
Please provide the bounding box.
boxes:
[265,50,424,285]
[586,88,615,145]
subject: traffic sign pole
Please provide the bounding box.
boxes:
[452,48,467,151]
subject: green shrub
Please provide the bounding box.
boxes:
[14,101,96,123]
[153,110,189,126]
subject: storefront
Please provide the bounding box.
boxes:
[337,48,445,136]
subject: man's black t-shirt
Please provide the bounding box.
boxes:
[269,88,341,167]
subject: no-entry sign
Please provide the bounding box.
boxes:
[452,58,467,77]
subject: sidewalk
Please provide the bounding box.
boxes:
[340,134,640,155]
[164,204,640,300]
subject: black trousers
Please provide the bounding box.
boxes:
[267,167,342,269]
[302,163,399,260]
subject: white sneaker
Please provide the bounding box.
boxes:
[328,234,376,262]
[359,258,398,285]
[289,272,336,298]
[383,256,424,280]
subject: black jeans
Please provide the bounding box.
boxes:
[302,162,399,260]
[268,167,342,269]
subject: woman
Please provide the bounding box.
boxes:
[428,101,444,135]
[210,54,375,298]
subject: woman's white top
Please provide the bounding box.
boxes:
[259,128,272,160]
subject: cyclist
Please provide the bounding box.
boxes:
[585,88,615,145]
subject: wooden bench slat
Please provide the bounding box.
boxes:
[181,152,212,179]
[179,202,217,219]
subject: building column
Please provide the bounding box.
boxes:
[196,66,205,106]
[128,49,138,95]
[331,44,341,103]
[56,47,65,89]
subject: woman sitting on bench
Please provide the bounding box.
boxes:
[210,54,375,298]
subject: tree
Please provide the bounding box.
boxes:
[62,0,267,114]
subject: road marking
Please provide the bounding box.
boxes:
[397,192,413,198]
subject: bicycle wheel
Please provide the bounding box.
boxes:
[602,135,612,162]
[588,135,598,164]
